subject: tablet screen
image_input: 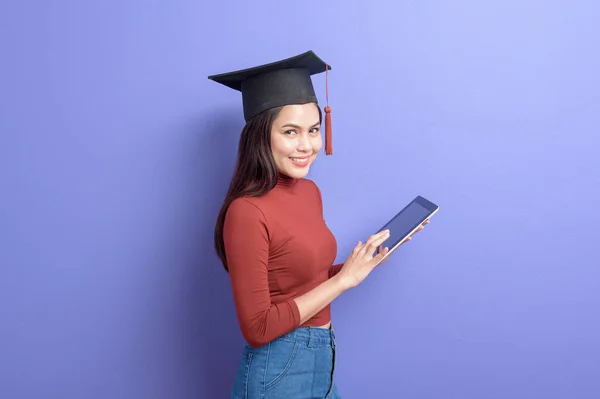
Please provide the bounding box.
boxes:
[380,200,433,247]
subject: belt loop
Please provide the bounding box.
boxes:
[307,327,312,348]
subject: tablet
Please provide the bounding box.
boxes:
[375,195,439,263]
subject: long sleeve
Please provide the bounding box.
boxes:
[223,198,301,348]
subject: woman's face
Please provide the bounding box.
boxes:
[270,103,322,179]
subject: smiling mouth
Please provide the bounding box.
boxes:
[289,156,310,166]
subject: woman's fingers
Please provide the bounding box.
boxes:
[349,241,362,261]
[363,230,390,256]
[358,232,380,255]
[366,230,389,245]
[351,229,392,262]
[379,246,389,257]
[373,246,390,266]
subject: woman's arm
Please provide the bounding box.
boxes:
[224,197,390,348]
[224,198,358,347]
[293,273,347,324]
[224,199,302,348]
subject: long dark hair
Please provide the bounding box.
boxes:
[214,104,322,271]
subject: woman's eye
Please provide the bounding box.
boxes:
[285,130,296,135]
[309,127,320,134]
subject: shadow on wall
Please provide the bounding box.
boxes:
[174,106,246,398]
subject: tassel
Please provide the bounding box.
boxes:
[325,105,332,155]
[324,62,333,155]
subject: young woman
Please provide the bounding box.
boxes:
[209,51,427,399]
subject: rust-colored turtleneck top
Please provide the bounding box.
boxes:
[222,174,343,348]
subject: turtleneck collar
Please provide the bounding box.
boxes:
[276,172,297,188]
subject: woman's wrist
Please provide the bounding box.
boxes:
[331,270,352,292]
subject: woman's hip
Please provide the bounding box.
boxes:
[231,326,340,399]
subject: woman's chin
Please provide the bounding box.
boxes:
[283,162,311,179]
[285,169,309,179]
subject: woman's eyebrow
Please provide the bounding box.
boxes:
[280,121,320,129]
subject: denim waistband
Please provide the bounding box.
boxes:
[277,326,336,348]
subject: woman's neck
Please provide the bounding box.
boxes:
[276,172,297,188]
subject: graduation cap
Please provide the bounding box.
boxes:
[208,50,334,155]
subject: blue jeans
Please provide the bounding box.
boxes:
[231,326,341,398]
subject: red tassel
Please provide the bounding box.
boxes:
[324,62,332,155]
[325,105,332,155]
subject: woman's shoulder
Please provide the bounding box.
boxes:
[228,196,264,215]
[298,177,323,199]
[224,197,269,232]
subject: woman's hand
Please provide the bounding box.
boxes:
[377,219,431,266]
[335,229,391,290]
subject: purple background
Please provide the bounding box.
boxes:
[2,0,599,398]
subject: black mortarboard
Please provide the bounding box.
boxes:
[208,50,334,155]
